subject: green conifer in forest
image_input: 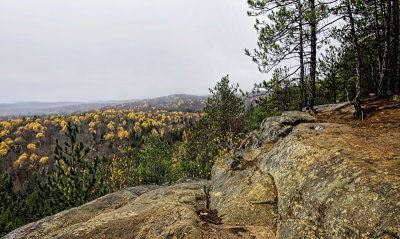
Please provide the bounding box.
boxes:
[0,172,28,236]
[38,121,109,215]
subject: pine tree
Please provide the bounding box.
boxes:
[0,172,15,236]
[246,0,330,111]
[244,67,298,131]
[203,75,245,140]
[0,172,28,236]
[345,0,363,118]
[136,135,174,185]
[246,0,308,111]
[38,121,108,215]
[180,76,245,178]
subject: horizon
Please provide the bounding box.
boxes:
[0,0,267,104]
[0,93,211,105]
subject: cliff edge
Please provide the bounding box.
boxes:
[4,99,400,238]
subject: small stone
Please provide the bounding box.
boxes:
[390,94,400,102]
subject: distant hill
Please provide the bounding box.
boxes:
[0,94,208,120]
[100,94,208,112]
[0,102,117,120]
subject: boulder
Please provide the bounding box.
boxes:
[311,102,351,113]
[241,111,317,149]
[390,94,400,102]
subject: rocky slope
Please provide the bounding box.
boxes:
[4,103,400,238]
[4,180,206,239]
[212,112,400,238]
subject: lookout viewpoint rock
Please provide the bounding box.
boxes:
[4,99,400,239]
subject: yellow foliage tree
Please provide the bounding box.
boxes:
[11,119,23,127]
[14,137,24,144]
[104,133,115,140]
[0,129,10,137]
[133,125,141,133]
[128,112,135,119]
[182,130,188,143]
[0,121,12,130]
[30,153,38,162]
[14,153,28,167]
[4,138,13,145]
[39,156,49,164]
[151,128,159,136]
[60,120,67,131]
[0,141,9,156]
[26,122,42,132]
[89,121,96,128]
[0,148,7,156]
[27,143,36,150]
[107,121,115,131]
[36,132,45,139]
[117,128,129,140]
[108,155,127,191]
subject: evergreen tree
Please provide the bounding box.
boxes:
[203,75,245,141]
[37,121,108,215]
[0,172,28,236]
[136,135,175,185]
[246,0,330,111]
[344,0,363,118]
[391,0,399,93]
[245,67,298,131]
[180,76,245,178]
[246,0,308,111]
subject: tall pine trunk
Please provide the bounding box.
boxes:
[332,71,337,103]
[378,0,391,96]
[298,2,305,111]
[391,0,399,93]
[374,0,383,94]
[346,0,363,118]
[307,0,317,111]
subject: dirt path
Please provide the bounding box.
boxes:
[314,96,400,174]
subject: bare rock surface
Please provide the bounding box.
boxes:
[263,123,400,238]
[4,179,207,239]
[210,146,278,229]
[211,119,400,238]
[241,111,317,149]
[4,178,275,239]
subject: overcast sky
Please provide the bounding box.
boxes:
[0,0,267,103]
